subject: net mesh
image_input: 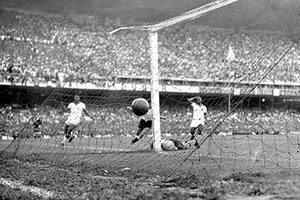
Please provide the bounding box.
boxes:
[0,9,300,177]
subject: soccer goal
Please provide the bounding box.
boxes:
[1,0,300,177]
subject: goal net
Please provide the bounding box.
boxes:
[0,6,300,177]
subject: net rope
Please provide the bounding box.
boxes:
[0,10,300,176]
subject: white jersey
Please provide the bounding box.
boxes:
[190,102,207,128]
[139,109,153,121]
[65,102,86,125]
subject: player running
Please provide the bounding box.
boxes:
[188,96,207,147]
[61,95,94,145]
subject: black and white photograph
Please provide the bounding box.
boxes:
[0,0,299,199]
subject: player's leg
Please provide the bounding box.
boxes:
[189,127,200,148]
[67,124,77,143]
[139,127,150,139]
[131,128,151,144]
[190,119,203,139]
[61,124,76,145]
[65,124,72,138]
[131,119,151,144]
[191,125,203,148]
[189,124,205,148]
[61,124,70,145]
[173,139,199,150]
[170,139,184,150]
[190,127,197,140]
[191,139,200,148]
[196,124,205,135]
[182,140,194,149]
[131,119,145,144]
[131,127,144,144]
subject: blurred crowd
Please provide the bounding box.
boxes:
[0,10,299,139]
[0,10,299,87]
[1,104,299,139]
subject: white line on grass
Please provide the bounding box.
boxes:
[0,177,56,199]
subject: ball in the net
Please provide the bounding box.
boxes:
[131,98,149,116]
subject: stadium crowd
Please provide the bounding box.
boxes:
[1,104,299,139]
[0,10,299,87]
[0,10,299,139]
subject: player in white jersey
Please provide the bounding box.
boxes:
[61,95,94,145]
[188,96,207,147]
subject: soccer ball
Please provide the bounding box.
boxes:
[131,98,149,116]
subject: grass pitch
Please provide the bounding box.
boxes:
[1,134,300,199]
[1,134,300,176]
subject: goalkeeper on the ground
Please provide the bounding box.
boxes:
[151,138,198,151]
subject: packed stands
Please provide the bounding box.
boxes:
[0,10,299,86]
[0,10,299,139]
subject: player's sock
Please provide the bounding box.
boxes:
[191,134,195,140]
[131,136,139,144]
[68,135,75,143]
[194,139,200,148]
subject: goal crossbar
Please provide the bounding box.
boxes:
[109,0,240,34]
[109,0,241,152]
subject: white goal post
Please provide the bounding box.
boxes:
[110,0,241,152]
[149,31,162,151]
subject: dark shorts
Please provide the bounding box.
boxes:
[197,124,205,132]
[191,124,205,135]
[65,124,78,137]
[138,119,152,129]
[169,139,184,150]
